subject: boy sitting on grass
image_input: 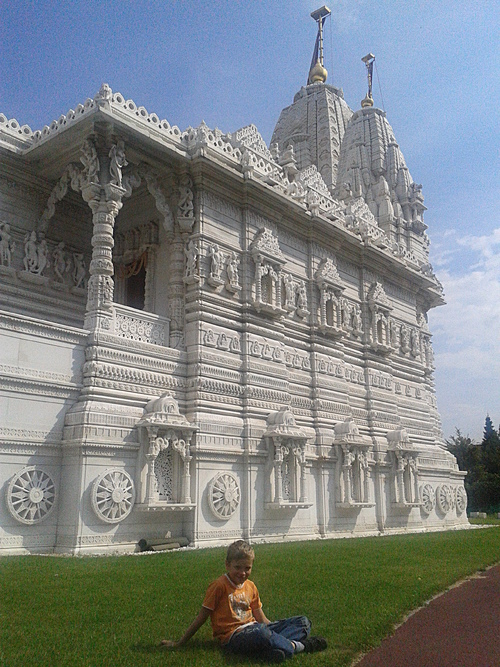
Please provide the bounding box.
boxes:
[161,539,327,663]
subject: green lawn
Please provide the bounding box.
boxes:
[1,527,499,667]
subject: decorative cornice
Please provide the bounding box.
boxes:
[0,310,88,344]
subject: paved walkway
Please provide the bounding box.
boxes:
[354,564,500,667]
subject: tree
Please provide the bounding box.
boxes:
[483,415,496,441]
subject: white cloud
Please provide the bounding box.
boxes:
[429,227,500,438]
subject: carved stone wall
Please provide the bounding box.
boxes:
[0,82,465,554]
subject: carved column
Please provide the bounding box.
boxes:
[82,183,125,330]
[145,428,160,504]
[410,457,419,504]
[274,443,285,504]
[294,445,307,503]
[395,453,406,504]
[168,236,186,348]
[342,445,353,504]
[361,452,370,504]
[173,437,192,505]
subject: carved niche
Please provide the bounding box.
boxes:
[333,418,373,508]
[263,407,312,509]
[136,393,197,512]
[250,228,287,318]
[387,428,421,508]
[315,258,346,338]
[367,282,395,355]
[113,221,159,311]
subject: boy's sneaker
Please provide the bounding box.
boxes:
[261,648,286,663]
[302,636,328,653]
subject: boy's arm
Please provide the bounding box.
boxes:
[253,607,271,625]
[161,606,211,648]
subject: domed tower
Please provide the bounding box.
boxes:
[336,54,429,266]
[270,6,353,192]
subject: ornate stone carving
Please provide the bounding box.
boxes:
[23,231,48,275]
[436,484,454,515]
[367,282,395,354]
[206,244,224,287]
[113,304,169,346]
[455,485,467,515]
[0,222,15,267]
[109,140,128,188]
[81,138,100,185]
[250,228,287,317]
[208,472,240,519]
[184,239,200,284]
[296,280,309,318]
[334,418,372,507]
[420,483,435,514]
[225,252,241,293]
[177,173,195,233]
[264,408,311,508]
[315,258,346,336]
[387,428,421,506]
[136,393,196,509]
[52,242,69,283]
[91,469,135,524]
[6,467,57,525]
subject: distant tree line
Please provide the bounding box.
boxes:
[446,416,500,514]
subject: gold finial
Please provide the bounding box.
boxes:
[361,53,375,107]
[308,6,331,84]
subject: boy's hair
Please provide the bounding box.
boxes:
[226,540,255,563]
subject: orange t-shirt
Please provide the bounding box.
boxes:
[202,574,262,644]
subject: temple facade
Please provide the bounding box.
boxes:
[0,42,467,554]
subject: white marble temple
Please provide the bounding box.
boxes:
[0,38,467,554]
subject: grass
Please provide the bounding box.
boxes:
[469,513,500,525]
[1,527,499,667]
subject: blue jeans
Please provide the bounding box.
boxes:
[225,615,311,659]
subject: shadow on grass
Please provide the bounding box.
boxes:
[131,639,216,655]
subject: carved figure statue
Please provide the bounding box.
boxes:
[0,223,15,267]
[410,328,419,357]
[283,273,295,308]
[209,244,223,280]
[73,253,87,288]
[297,281,307,311]
[286,179,305,201]
[178,174,194,218]
[23,231,39,272]
[109,140,128,188]
[226,252,240,289]
[36,239,49,275]
[52,242,68,282]
[306,188,320,216]
[185,239,198,278]
[80,139,100,184]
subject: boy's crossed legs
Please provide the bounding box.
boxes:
[225,615,325,660]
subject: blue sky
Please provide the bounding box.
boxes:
[1,0,498,441]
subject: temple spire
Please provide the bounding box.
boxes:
[361,53,375,107]
[308,5,331,84]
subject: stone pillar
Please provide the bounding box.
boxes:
[342,445,353,504]
[146,429,160,505]
[82,183,125,331]
[296,446,307,503]
[167,235,186,348]
[274,443,284,504]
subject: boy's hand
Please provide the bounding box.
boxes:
[160,639,179,648]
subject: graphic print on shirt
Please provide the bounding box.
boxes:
[228,590,252,621]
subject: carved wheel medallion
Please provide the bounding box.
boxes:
[208,472,240,519]
[91,469,135,524]
[7,467,56,525]
[455,485,467,515]
[420,483,435,515]
[436,484,453,515]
